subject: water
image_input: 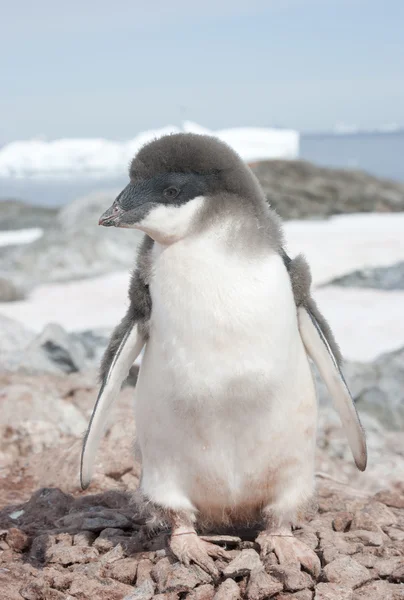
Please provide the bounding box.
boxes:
[1,132,403,207]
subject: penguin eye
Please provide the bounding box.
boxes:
[163,186,180,200]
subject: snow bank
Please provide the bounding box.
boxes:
[0,228,43,247]
[0,122,299,178]
[1,213,403,362]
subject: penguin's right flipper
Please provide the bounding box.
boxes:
[298,305,367,472]
[80,323,145,490]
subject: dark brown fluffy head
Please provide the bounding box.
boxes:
[129,133,266,203]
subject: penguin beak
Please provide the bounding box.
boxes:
[98,204,125,227]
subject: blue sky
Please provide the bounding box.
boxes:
[1,0,403,142]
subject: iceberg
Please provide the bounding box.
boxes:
[0,122,299,179]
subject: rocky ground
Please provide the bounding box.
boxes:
[0,352,403,599]
[0,478,403,600]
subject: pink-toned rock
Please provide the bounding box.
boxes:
[6,527,30,551]
[136,558,154,585]
[165,563,211,593]
[344,530,385,546]
[102,557,138,584]
[68,574,134,599]
[386,528,404,542]
[214,578,241,600]
[46,544,99,565]
[352,579,404,600]
[391,562,404,582]
[350,512,380,533]
[350,553,377,568]
[20,582,68,600]
[322,556,372,588]
[153,594,179,600]
[374,491,404,509]
[362,502,397,527]
[122,578,155,600]
[151,556,172,592]
[223,549,263,578]
[277,591,313,600]
[314,583,353,599]
[373,557,404,578]
[333,512,353,532]
[269,565,313,592]
[187,584,215,600]
[247,568,283,599]
[73,531,96,547]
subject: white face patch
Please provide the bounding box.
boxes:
[134,196,205,244]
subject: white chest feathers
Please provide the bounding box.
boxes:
[147,233,301,388]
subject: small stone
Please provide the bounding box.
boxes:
[247,568,283,599]
[352,580,402,600]
[223,549,263,578]
[373,557,404,578]
[386,527,404,542]
[102,557,138,584]
[93,537,114,551]
[315,583,353,599]
[333,512,353,532]
[214,578,241,600]
[323,556,372,588]
[269,565,314,592]
[165,563,211,592]
[99,544,125,565]
[350,512,380,532]
[6,528,30,552]
[52,533,73,546]
[69,574,134,600]
[344,530,385,546]
[362,502,397,527]
[152,557,172,592]
[123,578,155,600]
[46,544,99,565]
[73,531,96,547]
[374,491,404,509]
[277,591,313,600]
[351,553,377,568]
[153,594,179,600]
[391,562,404,582]
[42,566,74,590]
[187,584,215,600]
[136,558,154,585]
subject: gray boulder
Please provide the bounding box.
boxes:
[325,261,404,290]
[0,199,57,231]
[0,191,143,288]
[316,346,404,431]
[250,160,404,219]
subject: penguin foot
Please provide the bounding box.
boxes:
[169,531,230,578]
[257,529,321,577]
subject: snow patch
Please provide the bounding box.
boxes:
[0,228,43,247]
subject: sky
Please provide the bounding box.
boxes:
[1,0,403,142]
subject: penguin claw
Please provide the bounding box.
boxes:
[169,533,222,579]
[257,531,321,578]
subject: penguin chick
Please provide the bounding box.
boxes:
[81,133,367,577]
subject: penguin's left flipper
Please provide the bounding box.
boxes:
[80,323,145,489]
[298,305,367,472]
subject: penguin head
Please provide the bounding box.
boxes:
[99,133,265,244]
